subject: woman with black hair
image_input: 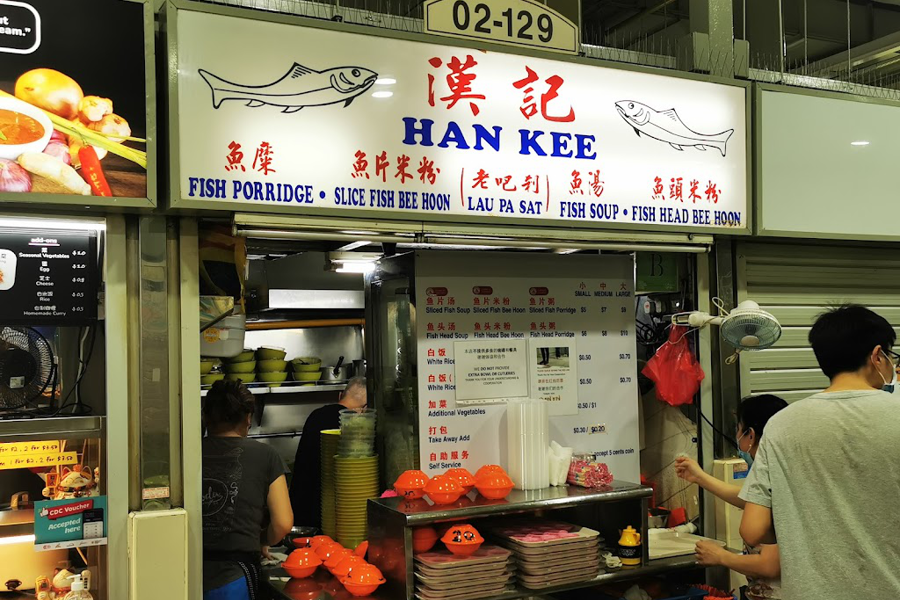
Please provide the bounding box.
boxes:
[675,394,788,600]
[202,380,293,600]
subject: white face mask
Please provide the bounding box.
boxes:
[879,351,898,393]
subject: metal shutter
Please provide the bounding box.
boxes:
[737,242,900,403]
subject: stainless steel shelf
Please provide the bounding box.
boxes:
[0,415,104,442]
[371,482,652,525]
[200,383,347,397]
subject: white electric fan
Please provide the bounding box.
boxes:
[671,299,783,352]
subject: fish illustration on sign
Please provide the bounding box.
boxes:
[198,62,378,113]
[615,101,734,157]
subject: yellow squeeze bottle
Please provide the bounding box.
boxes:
[618,525,642,567]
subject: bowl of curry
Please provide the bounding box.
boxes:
[0,97,53,160]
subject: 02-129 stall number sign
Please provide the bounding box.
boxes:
[424,0,579,55]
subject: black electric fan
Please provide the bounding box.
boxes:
[0,327,55,410]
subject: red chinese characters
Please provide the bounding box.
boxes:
[652,176,722,204]
[428,55,485,116]
[513,67,575,123]
[252,142,275,175]
[225,141,246,172]
[352,150,369,179]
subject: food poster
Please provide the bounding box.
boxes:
[416,252,640,482]
[174,9,747,231]
[529,341,578,416]
[0,0,149,199]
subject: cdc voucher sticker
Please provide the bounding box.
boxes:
[0,0,40,55]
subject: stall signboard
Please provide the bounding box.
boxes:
[172,6,749,233]
[0,226,99,325]
[416,252,640,482]
[0,0,155,207]
[34,495,108,551]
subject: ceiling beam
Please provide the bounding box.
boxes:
[800,30,900,76]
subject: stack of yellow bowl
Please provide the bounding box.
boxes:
[256,347,288,388]
[223,349,256,384]
[334,455,379,549]
[291,357,323,387]
[320,429,341,538]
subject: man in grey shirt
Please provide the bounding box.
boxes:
[740,305,900,600]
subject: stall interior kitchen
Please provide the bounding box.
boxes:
[190,216,751,600]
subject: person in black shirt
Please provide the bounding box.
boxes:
[289,377,367,528]
[202,381,293,600]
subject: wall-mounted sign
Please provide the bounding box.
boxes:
[0,0,154,206]
[416,252,639,481]
[34,495,107,551]
[172,6,749,233]
[424,0,579,55]
[0,227,99,325]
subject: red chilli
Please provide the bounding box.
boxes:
[78,146,112,197]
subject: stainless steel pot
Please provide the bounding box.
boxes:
[321,356,352,382]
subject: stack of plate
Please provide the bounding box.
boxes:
[338,409,376,458]
[320,429,341,538]
[334,455,379,548]
[488,520,603,590]
[414,546,515,600]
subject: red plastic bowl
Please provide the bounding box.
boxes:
[475,472,515,500]
[394,469,430,499]
[424,475,464,505]
[284,564,317,579]
[445,468,476,495]
[412,526,439,553]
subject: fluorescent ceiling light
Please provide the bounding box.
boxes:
[0,534,35,546]
[375,78,396,85]
[851,141,870,146]
[336,262,376,274]
[372,91,393,99]
[0,217,106,231]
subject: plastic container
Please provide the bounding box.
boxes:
[507,399,550,490]
[200,315,247,358]
[63,574,93,600]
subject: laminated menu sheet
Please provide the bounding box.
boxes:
[416,251,639,482]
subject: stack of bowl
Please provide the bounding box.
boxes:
[292,356,322,386]
[320,429,341,538]
[256,346,288,388]
[338,409,376,458]
[223,349,257,384]
[200,358,224,386]
[334,454,379,549]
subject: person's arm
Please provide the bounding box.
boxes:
[695,541,781,580]
[674,457,745,509]
[737,437,777,546]
[265,474,293,546]
[740,503,776,546]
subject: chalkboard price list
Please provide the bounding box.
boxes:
[0,228,99,325]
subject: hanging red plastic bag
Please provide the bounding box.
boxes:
[642,326,705,406]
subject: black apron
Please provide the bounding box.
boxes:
[204,550,262,600]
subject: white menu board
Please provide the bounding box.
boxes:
[416,251,640,482]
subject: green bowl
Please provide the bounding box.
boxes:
[200,360,215,375]
[223,349,254,363]
[291,357,322,372]
[257,347,287,361]
[259,371,288,383]
[225,361,256,374]
[294,371,322,382]
[258,359,288,372]
[201,373,225,385]
[226,373,256,383]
